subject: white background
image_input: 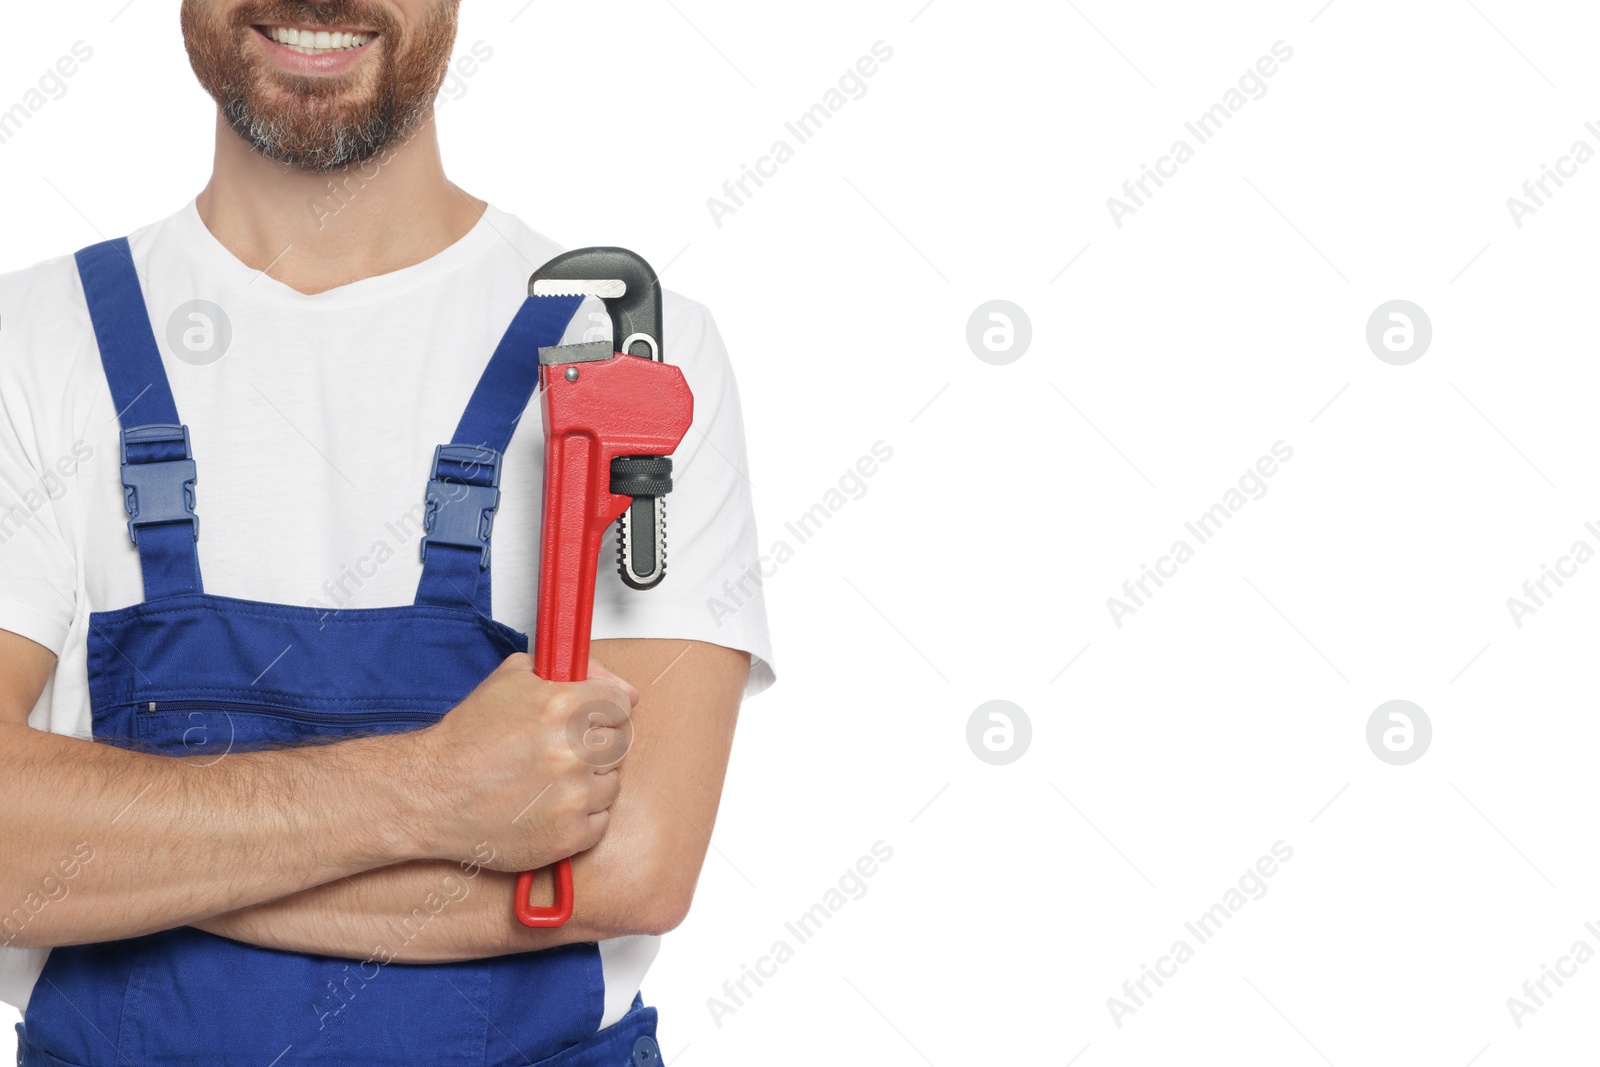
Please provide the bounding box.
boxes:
[7,1,1600,1064]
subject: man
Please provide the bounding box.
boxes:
[0,2,773,1064]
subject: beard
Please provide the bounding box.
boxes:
[181,0,460,172]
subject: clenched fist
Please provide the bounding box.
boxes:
[400,652,638,872]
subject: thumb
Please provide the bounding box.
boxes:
[587,656,640,706]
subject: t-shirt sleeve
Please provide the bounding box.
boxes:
[587,299,776,698]
[0,265,84,657]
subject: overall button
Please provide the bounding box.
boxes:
[632,1035,662,1065]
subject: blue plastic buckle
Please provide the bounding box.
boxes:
[120,424,198,546]
[420,444,502,567]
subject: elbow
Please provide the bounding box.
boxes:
[613,853,699,937]
[631,884,693,937]
[582,826,711,938]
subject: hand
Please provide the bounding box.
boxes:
[403,652,638,872]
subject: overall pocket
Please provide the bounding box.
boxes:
[131,697,443,755]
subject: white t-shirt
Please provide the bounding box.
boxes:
[0,200,774,1022]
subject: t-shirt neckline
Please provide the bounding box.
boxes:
[172,197,507,309]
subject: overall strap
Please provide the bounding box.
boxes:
[414,294,582,616]
[75,239,203,599]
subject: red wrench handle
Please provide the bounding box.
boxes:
[514,351,693,928]
[514,430,616,926]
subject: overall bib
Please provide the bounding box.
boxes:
[16,240,665,1067]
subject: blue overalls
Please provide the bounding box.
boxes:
[16,239,665,1067]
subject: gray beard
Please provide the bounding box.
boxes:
[221,94,425,172]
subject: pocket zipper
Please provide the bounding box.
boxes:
[142,699,440,727]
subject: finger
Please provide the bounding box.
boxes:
[573,724,629,768]
[580,809,611,851]
[590,767,622,812]
[576,681,634,727]
[588,658,640,705]
[498,651,536,675]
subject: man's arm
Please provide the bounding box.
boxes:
[192,638,749,962]
[1,632,633,951]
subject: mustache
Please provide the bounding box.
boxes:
[229,1,399,33]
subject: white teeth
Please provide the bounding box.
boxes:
[266,26,372,54]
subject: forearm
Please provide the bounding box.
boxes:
[195,833,668,963]
[0,721,421,950]
[192,639,746,963]
[192,731,717,962]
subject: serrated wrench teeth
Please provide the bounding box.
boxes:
[531,279,627,299]
[618,496,668,591]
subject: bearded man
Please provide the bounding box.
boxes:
[0,4,773,1064]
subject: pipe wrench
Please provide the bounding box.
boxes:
[515,248,695,927]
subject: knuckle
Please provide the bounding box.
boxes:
[542,685,584,724]
[557,776,591,813]
[560,819,594,855]
[483,670,534,711]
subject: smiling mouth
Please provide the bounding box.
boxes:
[254,24,376,55]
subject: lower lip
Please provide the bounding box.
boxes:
[253,27,378,75]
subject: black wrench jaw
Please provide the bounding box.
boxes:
[530,247,672,590]
[528,247,662,360]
